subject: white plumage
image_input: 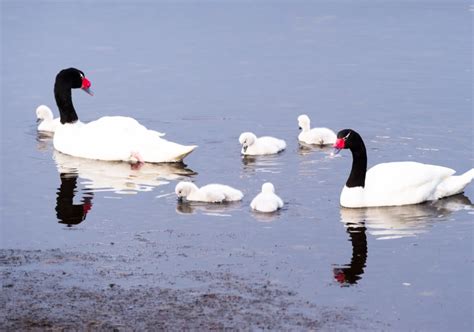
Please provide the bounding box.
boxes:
[297,114,336,145]
[250,182,284,213]
[36,105,60,132]
[239,132,286,155]
[175,182,244,203]
[340,162,474,208]
[53,116,195,163]
[335,129,474,208]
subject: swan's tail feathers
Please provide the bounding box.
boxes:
[436,168,474,199]
[173,145,198,162]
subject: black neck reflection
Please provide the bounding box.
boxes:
[56,173,94,227]
[333,223,368,286]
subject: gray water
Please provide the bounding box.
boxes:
[1,0,473,330]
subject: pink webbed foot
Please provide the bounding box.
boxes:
[129,151,144,169]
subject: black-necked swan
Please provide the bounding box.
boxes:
[175,182,244,202]
[334,129,474,208]
[36,105,61,132]
[297,114,336,145]
[52,68,197,163]
[250,182,284,212]
[239,132,286,155]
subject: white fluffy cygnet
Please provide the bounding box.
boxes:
[175,181,244,203]
[239,132,286,155]
[250,182,284,213]
[297,114,336,145]
[36,105,61,132]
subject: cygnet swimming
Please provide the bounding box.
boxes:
[36,105,61,132]
[297,114,336,145]
[239,132,286,155]
[175,181,244,203]
[250,182,284,212]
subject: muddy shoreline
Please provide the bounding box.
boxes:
[1,247,380,331]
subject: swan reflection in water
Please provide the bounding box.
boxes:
[53,151,196,194]
[56,173,94,227]
[333,195,473,286]
[241,154,283,176]
[297,142,333,156]
[53,151,196,226]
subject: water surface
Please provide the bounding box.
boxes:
[1,1,473,330]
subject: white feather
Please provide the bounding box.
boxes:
[175,182,244,203]
[297,114,336,145]
[239,132,286,155]
[53,116,195,163]
[36,105,61,132]
[250,182,284,213]
[341,162,474,208]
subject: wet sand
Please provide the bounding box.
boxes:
[1,244,381,331]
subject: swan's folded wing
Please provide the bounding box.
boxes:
[365,161,455,204]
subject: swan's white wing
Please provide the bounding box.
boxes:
[365,162,455,205]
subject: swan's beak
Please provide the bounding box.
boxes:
[82,87,94,96]
[298,126,302,130]
[36,118,41,123]
[334,138,345,150]
[332,138,344,155]
[177,196,184,202]
[243,145,248,152]
[81,77,94,96]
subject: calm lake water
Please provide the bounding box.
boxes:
[1,0,473,330]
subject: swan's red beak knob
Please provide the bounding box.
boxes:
[334,138,345,150]
[81,77,93,96]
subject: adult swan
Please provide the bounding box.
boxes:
[53,68,197,163]
[334,129,474,208]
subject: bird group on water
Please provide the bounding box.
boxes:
[37,68,474,212]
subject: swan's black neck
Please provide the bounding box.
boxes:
[346,140,367,188]
[54,69,81,124]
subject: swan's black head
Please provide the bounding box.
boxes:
[55,68,93,95]
[334,129,367,188]
[54,68,93,124]
[334,129,363,151]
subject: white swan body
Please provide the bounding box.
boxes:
[341,162,474,208]
[250,182,284,212]
[53,116,193,163]
[297,114,336,145]
[50,68,191,163]
[239,132,286,155]
[36,105,60,132]
[335,129,474,208]
[175,182,244,202]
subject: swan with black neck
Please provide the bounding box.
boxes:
[52,68,196,163]
[334,129,474,208]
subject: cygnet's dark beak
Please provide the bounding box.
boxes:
[243,145,248,152]
[298,126,302,130]
[177,196,183,202]
[36,118,41,124]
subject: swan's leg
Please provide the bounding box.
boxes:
[130,151,144,164]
